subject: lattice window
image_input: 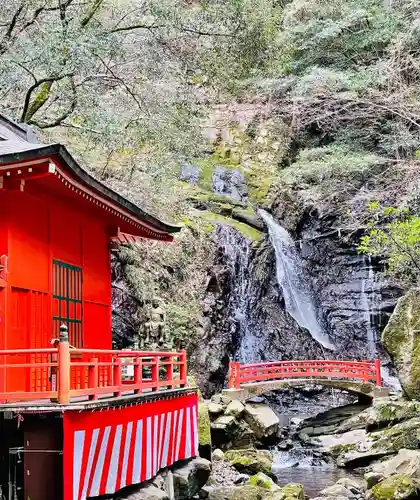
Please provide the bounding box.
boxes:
[52,260,83,347]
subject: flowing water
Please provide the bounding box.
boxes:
[274,462,357,497]
[258,210,335,351]
[360,256,377,358]
[215,225,258,363]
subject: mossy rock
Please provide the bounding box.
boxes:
[225,449,273,475]
[382,289,420,400]
[370,474,417,499]
[247,473,278,490]
[198,403,212,460]
[208,485,273,500]
[199,212,262,241]
[278,483,305,500]
[371,417,420,455]
[329,442,357,457]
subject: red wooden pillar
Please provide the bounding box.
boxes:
[375,359,382,387]
[58,324,71,404]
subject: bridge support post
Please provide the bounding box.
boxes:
[375,359,382,387]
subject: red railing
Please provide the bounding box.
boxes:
[0,344,187,404]
[228,359,382,390]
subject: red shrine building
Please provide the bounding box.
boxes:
[0,114,198,500]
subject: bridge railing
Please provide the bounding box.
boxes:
[0,326,188,405]
[228,359,382,389]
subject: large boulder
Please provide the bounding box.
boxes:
[382,289,420,400]
[231,420,256,449]
[207,485,273,500]
[319,484,356,498]
[207,484,304,500]
[366,449,420,488]
[243,404,280,440]
[225,449,273,476]
[246,473,280,491]
[338,399,420,434]
[173,457,212,500]
[273,484,305,500]
[313,417,420,468]
[369,474,417,499]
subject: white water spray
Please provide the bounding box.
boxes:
[360,256,377,358]
[258,210,335,351]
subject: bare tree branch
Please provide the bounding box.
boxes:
[31,77,77,128]
[20,73,74,122]
[80,0,104,27]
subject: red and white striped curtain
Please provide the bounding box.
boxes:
[63,393,199,500]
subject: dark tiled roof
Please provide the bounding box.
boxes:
[0,116,181,235]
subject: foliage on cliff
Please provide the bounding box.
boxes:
[3,0,420,346]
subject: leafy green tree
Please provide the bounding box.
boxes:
[359,204,420,284]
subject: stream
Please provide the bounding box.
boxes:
[259,387,365,496]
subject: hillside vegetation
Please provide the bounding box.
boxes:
[2,0,420,346]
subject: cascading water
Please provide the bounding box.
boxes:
[215,225,258,363]
[360,256,377,358]
[258,210,335,351]
[360,257,401,389]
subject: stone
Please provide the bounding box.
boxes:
[367,449,420,487]
[365,472,385,489]
[246,472,280,490]
[221,395,233,405]
[199,403,212,460]
[173,457,212,500]
[225,400,245,418]
[213,449,225,461]
[199,486,211,498]
[338,399,420,434]
[118,484,169,500]
[320,484,355,498]
[381,289,420,400]
[243,404,280,440]
[336,477,364,493]
[209,403,225,417]
[212,395,223,405]
[207,484,271,500]
[369,474,416,499]
[234,474,250,485]
[231,420,256,449]
[212,415,239,448]
[275,483,305,500]
[313,418,420,468]
[213,415,236,428]
[225,449,273,476]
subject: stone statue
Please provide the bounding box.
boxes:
[141,296,169,349]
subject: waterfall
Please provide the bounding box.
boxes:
[258,210,335,351]
[215,225,258,363]
[360,256,377,358]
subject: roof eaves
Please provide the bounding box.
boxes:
[0,143,182,235]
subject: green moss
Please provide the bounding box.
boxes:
[244,163,275,205]
[247,473,274,489]
[192,193,246,207]
[229,485,269,500]
[329,443,356,457]
[381,289,420,399]
[370,475,416,499]
[198,402,212,447]
[281,483,305,500]
[225,449,273,475]
[200,212,262,241]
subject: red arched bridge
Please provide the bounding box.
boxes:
[226,359,387,400]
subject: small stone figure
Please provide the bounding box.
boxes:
[141,296,170,349]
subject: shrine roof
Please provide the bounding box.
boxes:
[0,115,181,238]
